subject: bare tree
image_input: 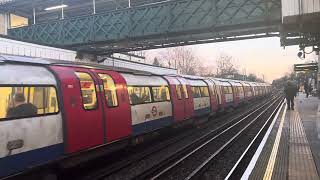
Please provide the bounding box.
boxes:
[159,47,201,75]
[215,53,239,78]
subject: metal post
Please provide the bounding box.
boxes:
[33,8,36,24]
[4,13,9,34]
[93,0,96,14]
[61,7,64,19]
[318,53,320,98]
[128,0,131,7]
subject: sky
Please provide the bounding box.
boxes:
[144,37,318,83]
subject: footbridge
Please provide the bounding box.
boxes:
[6,0,282,55]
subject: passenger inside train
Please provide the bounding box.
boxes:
[6,93,37,118]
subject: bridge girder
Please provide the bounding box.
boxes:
[8,0,282,54]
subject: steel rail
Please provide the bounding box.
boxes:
[224,99,284,179]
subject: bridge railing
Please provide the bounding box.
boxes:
[8,0,281,50]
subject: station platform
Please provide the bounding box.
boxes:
[242,94,320,180]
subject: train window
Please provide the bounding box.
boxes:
[182,85,189,99]
[75,72,98,110]
[200,87,209,97]
[223,86,231,94]
[0,86,59,120]
[223,87,228,94]
[176,85,182,100]
[191,86,201,98]
[152,86,171,102]
[238,87,243,94]
[127,86,152,105]
[98,74,118,107]
[233,87,237,94]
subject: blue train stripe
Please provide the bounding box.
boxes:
[0,143,64,178]
[132,116,174,135]
[194,107,211,117]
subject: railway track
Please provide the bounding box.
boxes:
[130,94,283,180]
[69,94,281,180]
[64,96,276,180]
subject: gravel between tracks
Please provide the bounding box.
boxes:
[103,99,268,180]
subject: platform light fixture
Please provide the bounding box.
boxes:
[45,4,68,11]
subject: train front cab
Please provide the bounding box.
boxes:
[50,65,132,153]
[163,75,193,124]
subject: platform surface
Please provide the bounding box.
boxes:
[243,94,320,180]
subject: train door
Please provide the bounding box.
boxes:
[215,83,224,109]
[230,83,239,107]
[91,70,131,142]
[177,77,193,120]
[50,66,104,153]
[204,80,218,113]
[164,76,184,122]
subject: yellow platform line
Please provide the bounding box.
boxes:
[263,103,287,180]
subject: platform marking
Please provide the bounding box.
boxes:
[241,101,285,180]
[317,103,320,140]
[288,108,319,179]
[262,102,287,180]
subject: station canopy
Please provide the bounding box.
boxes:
[0,0,162,24]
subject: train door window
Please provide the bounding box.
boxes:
[191,86,201,98]
[182,85,189,99]
[228,87,233,94]
[0,86,59,120]
[238,86,243,94]
[98,74,118,107]
[211,85,216,95]
[127,86,151,105]
[75,72,98,110]
[152,86,170,102]
[200,87,209,97]
[176,85,182,100]
[223,86,229,94]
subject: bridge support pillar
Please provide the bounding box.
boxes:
[0,13,9,35]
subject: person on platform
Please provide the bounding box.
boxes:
[6,93,37,118]
[304,81,309,98]
[284,81,297,110]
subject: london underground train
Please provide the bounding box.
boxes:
[0,55,271,178]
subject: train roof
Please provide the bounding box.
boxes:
[0,54,154,76]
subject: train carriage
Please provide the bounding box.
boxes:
[185,78,211,117]
[0,55,272,179]
[216,80,234,109]
[0,63,63,177]
[120,73,173,135]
